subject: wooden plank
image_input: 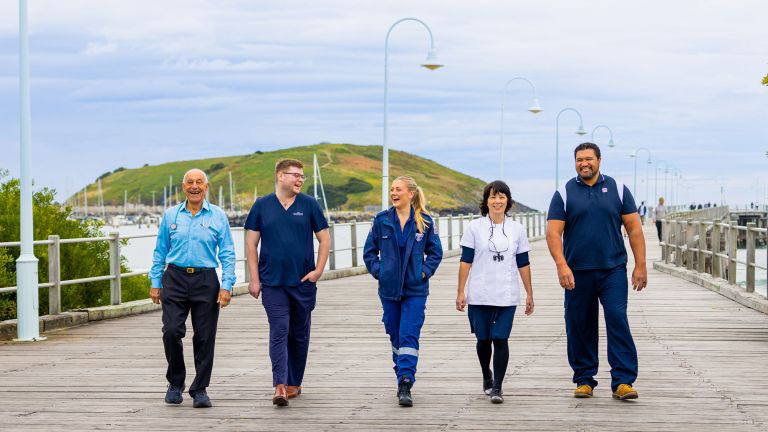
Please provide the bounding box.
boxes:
[0,225,766,431]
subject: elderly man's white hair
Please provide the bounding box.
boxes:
[182,168,209,184]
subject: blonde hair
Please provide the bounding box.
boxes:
[393,176,430,233]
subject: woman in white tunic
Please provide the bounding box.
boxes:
[456,180,534,403]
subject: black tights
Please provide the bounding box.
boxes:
[476,339,509,390]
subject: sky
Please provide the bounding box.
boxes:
[1,0,767,211]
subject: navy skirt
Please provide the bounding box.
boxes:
[468,305,517,340]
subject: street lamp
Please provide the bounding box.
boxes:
[555,108,587,188]
[499,77,542,180]
[16,0,42,341]
[654,159,667,203]
[381,17,443,210]
[591,125,615,149]
[629,147,651,202]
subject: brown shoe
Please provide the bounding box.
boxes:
[272,384,288,406]
[612,384,638,400]
[574,384,593,398]
[286,386,302,399]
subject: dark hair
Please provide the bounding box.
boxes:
[480,180,515,216]
[574,142,601,159]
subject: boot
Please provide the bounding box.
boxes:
[397,378,413,407]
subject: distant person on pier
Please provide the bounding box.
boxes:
[638,201,647,225]
[546,142,647,400]
[654,197,667,242]
[149,168,236,408]
[455,180,534,404]
[244,159,330,406]
[363,176,443,407]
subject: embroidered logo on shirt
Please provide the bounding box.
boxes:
[293,211,304,216]
[415,233,424,242]
[601,187,608,193]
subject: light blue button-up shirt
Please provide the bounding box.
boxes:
[150,200,236,291]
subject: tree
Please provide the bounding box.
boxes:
[763,74,768,86]
[0,170,149,321]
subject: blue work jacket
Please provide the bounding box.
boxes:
[363,207,443,300]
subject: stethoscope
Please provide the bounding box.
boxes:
[169,201,211,231]
[488,216,509,262]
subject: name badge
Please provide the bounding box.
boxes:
[415,233,424,242]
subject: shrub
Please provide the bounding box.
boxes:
[0,170,149,321]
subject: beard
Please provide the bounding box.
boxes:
[578,167,597,181]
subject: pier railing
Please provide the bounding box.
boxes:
[661,206,768,296]
[0,212,547,316]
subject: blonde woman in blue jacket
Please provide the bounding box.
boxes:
[363,176,443,407]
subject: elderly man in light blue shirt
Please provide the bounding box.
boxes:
[149,168,235,408]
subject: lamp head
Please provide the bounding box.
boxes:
[608,138,616,148]
[575,124,587,136]
[528,98,542,114]
[421,49,443,70]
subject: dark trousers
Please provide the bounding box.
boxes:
[262,282,317,386]
[565,265,638,391]
[380,295,427,383]
[161,266,220,395]
[655,220,663,241]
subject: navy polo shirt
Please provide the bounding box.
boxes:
[244,192,329,287]
[393,207,415,268]
[547,174,637,271]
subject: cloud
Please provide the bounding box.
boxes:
[83,41,117,56]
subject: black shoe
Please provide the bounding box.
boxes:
[483,377,493,396]
[490,388,504,404]
[397,379,413,407]
[164,384,184,405]
[192,390,212,408]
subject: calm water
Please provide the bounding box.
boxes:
[101,215,547,283]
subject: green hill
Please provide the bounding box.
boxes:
[78,143,535,213]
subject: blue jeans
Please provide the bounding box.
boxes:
[565,265,638,391]
[380,296,427,383]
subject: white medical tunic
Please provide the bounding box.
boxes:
[459,216,530,306]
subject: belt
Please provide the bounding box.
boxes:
[168,264,215,274]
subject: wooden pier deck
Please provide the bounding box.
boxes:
[1,226,767,431]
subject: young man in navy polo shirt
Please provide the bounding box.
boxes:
[546,142,647,400]
[244,158,331,406]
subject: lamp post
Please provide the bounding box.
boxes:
[381,18,443,210]
[629,147,651,202]
[591,125,615,149]
[555,108,587,188]
[654,159,667,203]
[499,77,541,180]
[16,0,42,341]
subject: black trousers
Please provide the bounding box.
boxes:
[161,266,220,395]
[655,221,663,241]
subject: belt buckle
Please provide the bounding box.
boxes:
[186,267,195,274]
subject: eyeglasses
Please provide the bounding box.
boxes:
[488,218,509,263]
[283,172,307,181]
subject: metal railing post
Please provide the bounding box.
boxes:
[47,235,61,315]
[350,221,358,267]
[697,221,706,273]
[746,222,756,293]
[109,231,121,305]
[711,221,721,278]
[328,223,336,271]
[675,221,684,267]
[728,223,737,285]
[447,215,453,250]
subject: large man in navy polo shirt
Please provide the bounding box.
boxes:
[244,158,330,406]
[546,142,647,400]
